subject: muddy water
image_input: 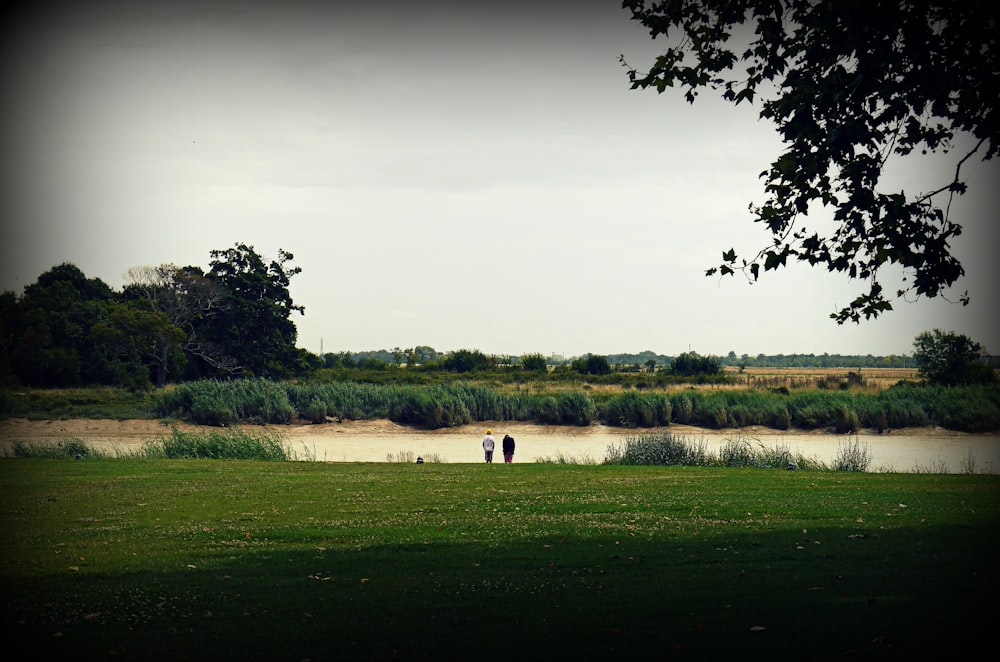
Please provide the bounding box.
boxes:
[282,429,1000,473]
[2,418,997,474]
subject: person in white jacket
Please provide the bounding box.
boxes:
[482,429,495,463]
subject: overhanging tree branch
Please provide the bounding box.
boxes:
[622,0,998,323]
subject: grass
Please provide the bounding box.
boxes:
[0,386,157,420]
[1,459,996,660]
[6,379,1000,433]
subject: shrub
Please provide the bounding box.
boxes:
[833,437,872,472]
[604,430,710,466]
[146,428,289,460]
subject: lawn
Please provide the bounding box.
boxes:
[1,460,996,660]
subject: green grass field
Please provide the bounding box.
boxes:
[2,459,997,660]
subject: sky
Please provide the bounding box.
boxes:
[2,0,997,359]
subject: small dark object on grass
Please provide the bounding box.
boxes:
[787,462,796,470]
[416,457,424,464]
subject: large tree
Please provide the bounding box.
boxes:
[123,264,234,385]
[203,243,305,379]
[4,263,116,386]
[621,0,998,323]
[912,328,994,385]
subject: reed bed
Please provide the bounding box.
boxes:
[153,378,1000,433]
[604,430,832,470]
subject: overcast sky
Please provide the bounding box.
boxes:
[2,0,997,358]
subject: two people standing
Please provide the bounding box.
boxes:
[481,428,515,463]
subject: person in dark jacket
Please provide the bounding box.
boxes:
[502,434,515,463]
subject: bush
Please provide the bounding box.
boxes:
[147,428,289,460]
[605,430,709,466]
[833,437,872,472]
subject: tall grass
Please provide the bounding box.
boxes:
[155,378,295,426]
[831,437,873,472]
[9,438,106,459]
[138,428,291,460]
[6,429,293,461]
[151,378,1000,433]
[605,430,711,466]
[603,430,828,470]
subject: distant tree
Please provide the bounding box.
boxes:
[322,352,356,369]
[441,349,494,372]
[622,0,998,323]
[912,329,994,385]
[572,354,612,376]
[521,353,548,372]
[671,351,721,376]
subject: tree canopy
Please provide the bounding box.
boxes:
[622,0,998,323]
[0,244,308,388]
[204,243,305,379]
[912,328,995,385]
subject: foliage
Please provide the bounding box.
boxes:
[155,378,295,426]
[88,302,185,390]
[556,390,598,426]
[10,438,103,459]
[440,348,495,372]
[519,352,548,371]
[623,0,998,322]
[0,387,156,420]
[0,263,120,386]
[202,243,305,380]
[571,353,612,375]
[143,427,290,460]
[605,430,712,465]
[832,437,874,472]
[122,264,230,385]
[145,377,1000,433]
[602,390,670,427]
[913,328,995,385]
[670,350,721,376]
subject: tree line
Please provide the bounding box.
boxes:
[0,244,315,389]
[2,251,996,390]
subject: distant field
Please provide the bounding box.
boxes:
[724,366,918,390]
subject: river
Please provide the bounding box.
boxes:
[280,427,1000,474]
[1,418,997,473]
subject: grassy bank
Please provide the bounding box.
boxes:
[1,460,996,660]
[5,378,1000,433]
[8,428,891,473]
[154,378,1000,432]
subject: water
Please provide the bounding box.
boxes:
[2,419,997,473]
[282,427,999,473]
